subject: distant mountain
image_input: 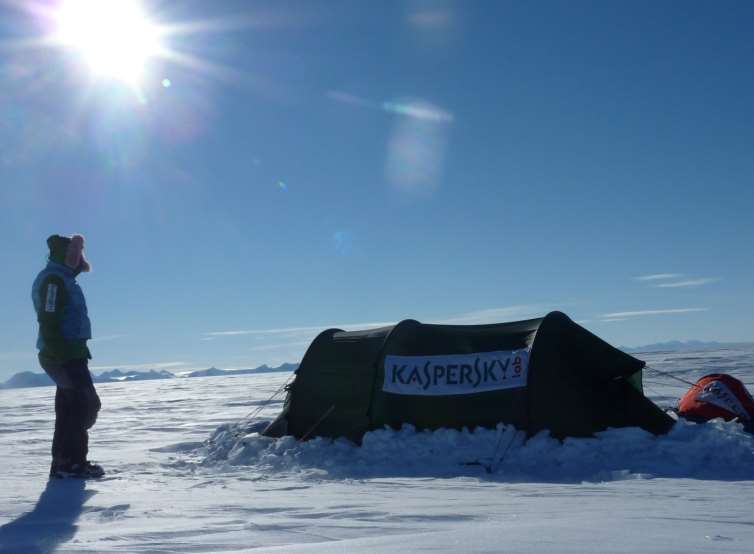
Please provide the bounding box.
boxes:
[0,371,54,389]
[0,368,176,389]
[183,363,298,378]
[621,340,753,353]
[1,362,298,390]
[95,369,176,383]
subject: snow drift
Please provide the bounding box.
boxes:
[199,417,754,483]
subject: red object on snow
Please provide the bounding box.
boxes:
[678,374,754,423]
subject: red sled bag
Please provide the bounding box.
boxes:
[678,374,754,423]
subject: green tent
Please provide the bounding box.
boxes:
[263,311,674,442]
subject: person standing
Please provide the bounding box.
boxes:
[31,234,104,479]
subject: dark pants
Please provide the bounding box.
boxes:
[40,359,101,467]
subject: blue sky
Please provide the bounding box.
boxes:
[1,0,753,379]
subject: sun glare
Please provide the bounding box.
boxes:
[54,0,162,86]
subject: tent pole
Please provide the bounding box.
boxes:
[234,373,294,438]
[487,426,519,474]
[644,366,700,388]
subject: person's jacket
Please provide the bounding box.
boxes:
[31,261,92,364]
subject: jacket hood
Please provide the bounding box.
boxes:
[47,234,91,274]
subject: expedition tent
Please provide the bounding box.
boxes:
[263,311,674,442]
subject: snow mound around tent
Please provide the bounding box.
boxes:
[197,418,754,482]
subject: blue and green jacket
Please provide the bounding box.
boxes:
[31,261,92,365]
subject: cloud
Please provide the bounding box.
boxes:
[635,273,721,289]
[601,318,628,323]
[654,278,720,288]
[635,273,684,281]
[601,308,708,319]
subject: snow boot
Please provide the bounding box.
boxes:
[50,461,105,479]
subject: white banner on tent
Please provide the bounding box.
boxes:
[697,380,751,420]
[383,349,529,396]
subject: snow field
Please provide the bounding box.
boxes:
[1,346,753,552]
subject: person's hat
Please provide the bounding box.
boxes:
[47,234,91,272]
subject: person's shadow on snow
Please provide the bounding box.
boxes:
[0,479,95,554]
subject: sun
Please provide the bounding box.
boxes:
[8,0,275,104]
[53,0,163,87]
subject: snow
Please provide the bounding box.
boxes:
[203,418,754,482]
[1,346,753,552]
